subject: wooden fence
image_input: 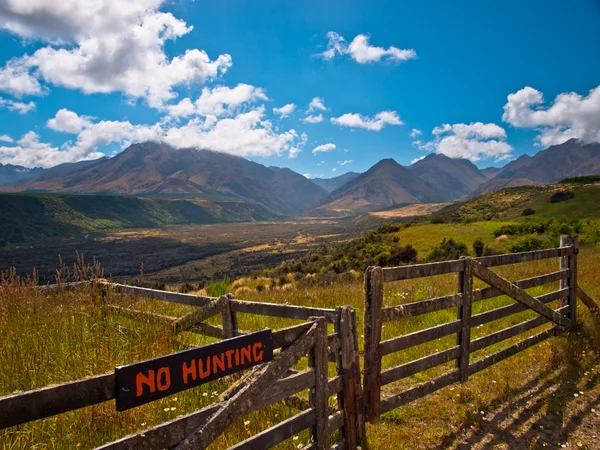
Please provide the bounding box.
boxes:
[363,235,599,423]
[1,235,599,448]
[0,281,364,449]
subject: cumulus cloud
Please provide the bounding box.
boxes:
[0,134,13,143]
[410,155,426,164]
[502,85,600,147]
[418,122,513,162]
[0,131,104,168]
[47,108,93,133]
[0,0,232,108]
[409,128,422,138]
[312,143,336,154]
[320,31,416,64]
[273,103,296,118]
[308,97,327,112]
[338,160,352,166]
[302,114,323,124]
[168,84,268,118]
[303,173,311,179]
[331,111,403,131]
[0,96,36,114]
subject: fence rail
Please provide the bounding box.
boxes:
[2,235,599,449]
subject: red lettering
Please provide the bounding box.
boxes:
[241,346,252,364]
[253,342,264,362]
[156,367,171,391]
[225,350,235,369]
[182,360,196,384]
[136,370,155,397]
[198,357,211,378]
[213,353,225,373]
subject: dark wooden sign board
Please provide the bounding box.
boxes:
[115,330,273,411]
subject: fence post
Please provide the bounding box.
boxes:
[310,317,330,450]
[221,293,237,338]
[337,306,365,448]
[456,258,473,383]
[363,266,383,424]
[560,235,578,329]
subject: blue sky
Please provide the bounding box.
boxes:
[0,0,599,177]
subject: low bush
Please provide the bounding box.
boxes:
[427,238,469,262]
[522,208,535,216]
[509,236,545,253]
[549,191,575,203]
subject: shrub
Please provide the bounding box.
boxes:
[207,278,230,297]
[431,216,445,224]
[549,191,575,203]
[151,281,166,291]
[178,282,194,293]
[482,245,498,256]
[472,239,485,257]
[386,245,418,266]
[256,284,265,293]
[509,236,545,253]
[427,238,469,262]
[522,208,535,216]
[196,280,207,290]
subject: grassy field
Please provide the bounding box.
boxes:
[1,240,599,448]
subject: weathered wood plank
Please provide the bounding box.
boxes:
[562,236,578,327]
[381,293,463,322]
[363,266,384,424]
[104,282,214,307]
[457,262,473,383]
[470,305,569,353]
[383,260,465,282]
[172,296,225,334]
[380,320,462,356]
[474,247,575,268]
[0,373,114,430]
[229,409,315,450]
[471,288,569,327]
[379,371,460,415]
[33,280,90,293]
[312,318,330,450]
[230,299,337,322]
[381,346,461,386]
[468,326,557,375]
[337,306,362,448]
[577,286,600,312]
[174,322,317,449]
[473,270,569,302]
[189,322,224,339]
[467,258,571,329]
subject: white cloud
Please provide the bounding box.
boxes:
[420,122,513,162]
[332,168,337,173]
[312,143,336,154]
[502,85,600,147]
[0,0,232,108]
[0,134,13,143]
[410,156,425,164]
[320,31,416,64]
[0,97,36,114]
[409,128,422,138]
[338,160,352,166]
[302,114,323,124]
[331,111,403,131]
[47,108,93,133]
[288,132,307,159]
[0,59,45,97]
[308,97,326,112]
[273,103,296,118]
[0,131,103,168]
[303,173,311,179]
[168,84,268,118]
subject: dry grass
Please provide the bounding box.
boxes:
[1,249,600,449]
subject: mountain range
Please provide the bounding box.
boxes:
[2,139,599,217]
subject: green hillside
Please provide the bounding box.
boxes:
[0,193,277,245]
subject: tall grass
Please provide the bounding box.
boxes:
[1,249,600,448]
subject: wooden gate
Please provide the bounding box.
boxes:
[0,283,365,449]
[363,235,598,423]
